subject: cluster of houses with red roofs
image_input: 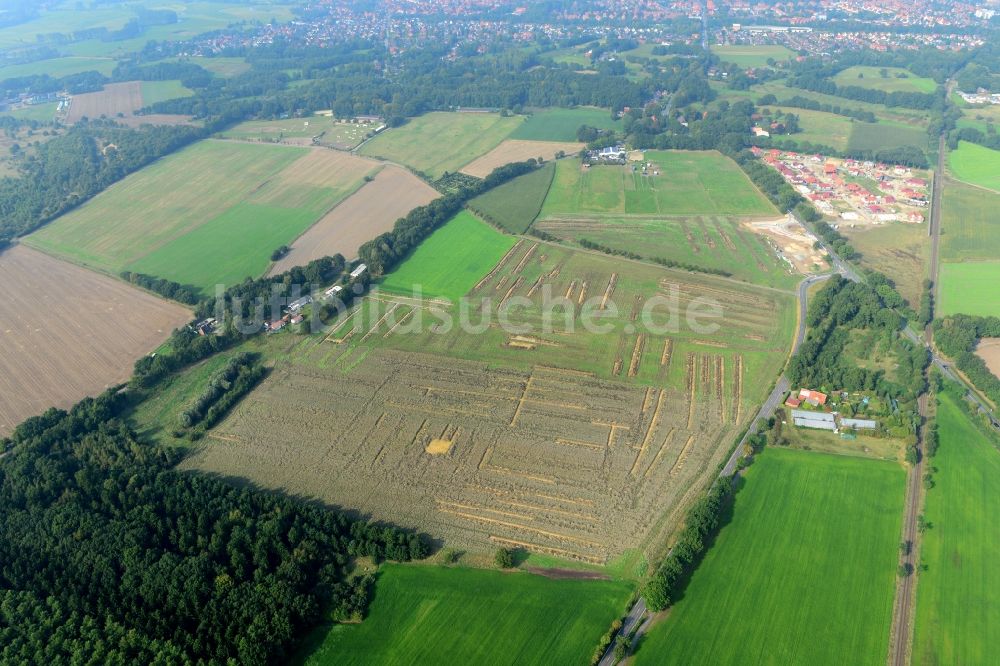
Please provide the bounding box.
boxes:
[785,388,879,433]
[752,147,929,225]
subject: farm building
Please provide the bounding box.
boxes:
[324,284,344,298]
[350,263,368,279]
[792,409,837,431]
[840,417,878,430]
[288,295,312,313]
[785,396,803,408]
[798,388,828,406]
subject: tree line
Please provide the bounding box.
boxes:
[121,271,200,305]
[177,352,266,433]
[758,93,878,123]
[577,238,732,277]
[933,314,1000,408]
[642,479,733,611]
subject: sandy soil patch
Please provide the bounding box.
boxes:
[426,438,455,454]
[460,139,584,178]
[977,338,1000,379]
[0,245,191,435]
[269,165,438,272]
[746,215,825,273]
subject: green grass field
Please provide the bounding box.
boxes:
[366,240,795,396]
[140,80,194,106]
[468,162,555,233]
[847,121,929,154]
[0,55,116,80]
[833,66,937,94]
[297,564,633,666]
[766,107,855,151]
[359,112,522,179]
[940,178,1000,262]
[540,152,777,217]
[633,448,906,665]
[710,45,795,68]
[379,211,517,301]
[948,141,1000,192]
[26,140,378,292]
[217,117,372,149]
[535,215,796,289]
[7,102,57,122]
[913,392,1000,664]
[510,108,621,142]
[938,262,1000,317]
[129,352,240,447]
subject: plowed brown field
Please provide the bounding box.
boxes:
[460,140,583,178]
[0,246,191,435]
[268,165,438,271]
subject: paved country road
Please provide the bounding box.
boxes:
[598,271,830,666]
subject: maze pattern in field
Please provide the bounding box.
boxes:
[186,347,740,564]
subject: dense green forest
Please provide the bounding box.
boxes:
[788,276,928,402]
[0,391,427,664]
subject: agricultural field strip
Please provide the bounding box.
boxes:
[26,142,382,288]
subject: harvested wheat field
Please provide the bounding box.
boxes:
[65,81,194,125]
[188,243,794,563]
[269,164,438,272]
[0,246,190,435]
[460,140,583,178]
[66,81,144,122]
[183,345,739,564]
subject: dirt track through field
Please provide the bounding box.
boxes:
[0,246,190,435]
[269,165,437,272]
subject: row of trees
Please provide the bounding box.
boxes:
[933,314,1000,407]
[178,352,265,430]
[0,389,427,664]
[121,271,200,305]
[758,93,878,123]
[642,480,732,611]
[131,256,348,390]
[786,75,938,110]
[577,238,732,277]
